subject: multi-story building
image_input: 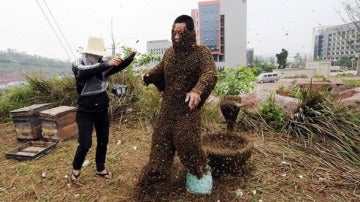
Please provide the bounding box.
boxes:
[313,22,359,61]
[146,0,247,69]
[146,40,171,67]
[146,40,171,56]
[192,0,247,68]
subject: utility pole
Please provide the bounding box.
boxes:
[111,17,115,56]
[357,56,360,76]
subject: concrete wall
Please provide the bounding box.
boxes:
[275,60,331,78]
[306,60,331,76]
[275,68,317,78]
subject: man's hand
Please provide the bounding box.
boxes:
[130,48,138,56]
[108,57,122,67]
[185,92,201,110]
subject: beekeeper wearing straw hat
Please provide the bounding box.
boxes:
[70,36,137,184]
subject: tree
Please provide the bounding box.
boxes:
[338,56,353,69]
[251,56,276,73]
[293,52,306,68]
[340,0,360,75]
[276,49,288,69]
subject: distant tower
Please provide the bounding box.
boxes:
[192,0,247,68]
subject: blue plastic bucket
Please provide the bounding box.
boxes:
[186,165,213,195]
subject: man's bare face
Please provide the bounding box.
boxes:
[172,23,186,43]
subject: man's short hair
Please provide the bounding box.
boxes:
[174,15,194,31]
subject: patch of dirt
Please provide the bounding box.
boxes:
[0,119,359,201]
[0,72,23,84]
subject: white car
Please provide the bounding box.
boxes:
[256,72,280,83]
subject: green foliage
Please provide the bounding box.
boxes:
[115,46,161,68]
[259,94,286,131]
[278,84,285,91]
[215,66,256,96]
[251,67,263,76]
[275,48,288,69]
[0,73,77,119]
[132,52,161,67]
[0,86,34,119]
[293,53,306,67]
[108,48,162,121]
[343,79,360,88]
[312,75,326,81]
[336,56,353,68]
[23,73,77,106]
[289,87,303,100]
[248,56,276,74]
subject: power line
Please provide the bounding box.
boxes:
[42,0,76,61]
[34,0,75,62]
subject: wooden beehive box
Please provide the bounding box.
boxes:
[40,106,78,141]
[10,103,52,140]
[5,141,57,161]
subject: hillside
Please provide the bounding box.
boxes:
[0,49,71,84]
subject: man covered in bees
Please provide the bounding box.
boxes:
[137,14,218,195]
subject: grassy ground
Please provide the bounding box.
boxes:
[0,119,359,202]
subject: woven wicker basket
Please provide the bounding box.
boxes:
[202,131,253,176]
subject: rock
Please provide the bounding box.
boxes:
[341,92,360,112]
[274,94,299,117]
[239,92,298,117]
[332,87,360,100]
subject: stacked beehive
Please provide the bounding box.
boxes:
[10,103,52,140]
[39,106,78,141]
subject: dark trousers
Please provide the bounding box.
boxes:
[72,110,110,171]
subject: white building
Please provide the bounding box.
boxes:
[313,22,360,61]
[146,40,171,67]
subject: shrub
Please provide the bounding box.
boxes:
[259,94,286,131]
[215,66,256,96]
[0,85,34,119]
[343,79,360,89]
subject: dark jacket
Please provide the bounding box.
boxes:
[72,54,135,112]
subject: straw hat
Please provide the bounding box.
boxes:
[81,37,109,57]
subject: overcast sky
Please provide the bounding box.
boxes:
[0,0,346,62]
